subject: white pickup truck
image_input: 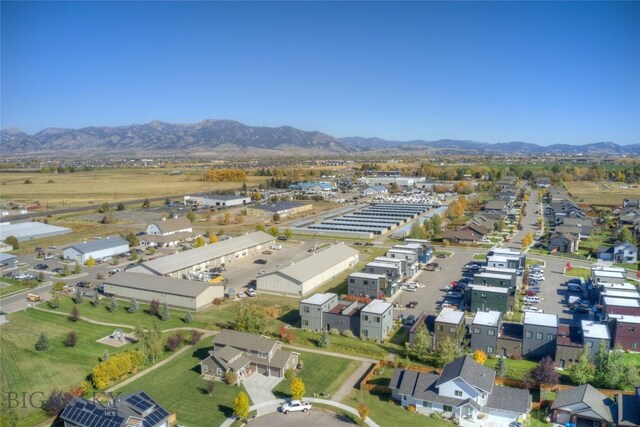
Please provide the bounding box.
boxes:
[280,399,312,414]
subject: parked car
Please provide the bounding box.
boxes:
[258,270,267,275]
[254,259,267,264]
[573,305,590,314]
[236,292,246,299]
[280,400,312,414]
[277,236,288,241]
[435,253,447,258]
[447,291,463,299]
[406,301,418,309]
[44,253,54,260]
[353,242,364,246]
[404,286,416,292]
[246,289,257,297]
[48,244,57,249]
[34,247,44,252]
[524,306,544,313]
[76,281,92,288]
[567,284,583,292]
[528,286,542,293]
[404,314,416,326]
[51,267,64,274]
[34,264,49,270]
[524,296,540,304]
[262,250,272,255]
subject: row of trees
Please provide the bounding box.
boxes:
[202,169,247,182]
[91,350,146,389]
[568,344,639,390]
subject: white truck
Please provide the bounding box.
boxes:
[280,399,312,414]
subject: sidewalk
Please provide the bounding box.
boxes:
[332,360,373,402]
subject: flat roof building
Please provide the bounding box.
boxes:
[247,202,313,218]
[360,299,394,341]
[0,221,72,242]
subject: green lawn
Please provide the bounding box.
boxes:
[484,358,536,381]
[117,340,245,426]
[0,309,139,427]
[614,262,638,271]
[272,352,360,399]
[525,258,545,267]
[0,278,38,297]
[565,267,591,279]
[472,253,487,261]
[368,365,395,386]
[343,390,451,427]
[292,329,391,359]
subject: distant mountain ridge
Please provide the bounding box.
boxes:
[1,119,638,157]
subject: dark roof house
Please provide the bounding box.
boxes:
[551,384,616,426]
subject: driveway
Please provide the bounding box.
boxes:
[242,374,282,416]
[250,408,356,426]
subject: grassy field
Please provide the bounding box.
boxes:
[0,278,38,297]
[117,340,245,426]
[0,168,269,208]
[565,267,591,279]
[272,352,360,399]
[564,181,640,206]
[0,309,139,426]
[292,329,390,359]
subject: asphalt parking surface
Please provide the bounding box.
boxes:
[250,408,356,427]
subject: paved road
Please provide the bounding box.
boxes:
[250,408,357,427]
[503,188,539,250]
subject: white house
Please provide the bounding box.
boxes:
[143,216,193,247]
[63,237,130,264]
[389,356,531,426]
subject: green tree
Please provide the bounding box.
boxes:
[593,341,610,387]
[63,264,70,277]
[429,215,442,236]
[272,213,281,222]
[284,228,293,239]
[617,227,637,245]
[255,222,266,232]
[74,262,81,274]
[193,236,206,248]
[142,199,150,208]
[121,232,139,246]
[160,301,170,321]
[435,335,464,367]
[35,333,49,351]
[569,349,596,385]
[233,391,250,420]
[127,297,139,313]
[410,323,432,361]
[100,202,111,213]
[116,202,126,211]
[494,357,507,378]
[135,322,163,362]
[73,288,84,304]
[3,235,18,250]
[233,304,268,334]
[92,294,101,307]
[318,330,330,348]
[48,294,61,309]
[269,226,279,237]
[107,296,119,313]
[184,312,193,323]
[409,222,425,239]
[186,211,196,223]
[130,251,138,261]
[290,377,305,400]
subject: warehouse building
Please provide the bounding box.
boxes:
[0,253,16,270]
[129,231,275,278]
[0,221,72,242]
[247,201,313,218]
[184,194,251,208]
[103,272,224,311]
[257,243,359,296]
[63,237,130,264]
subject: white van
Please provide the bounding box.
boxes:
[524,296,540,303]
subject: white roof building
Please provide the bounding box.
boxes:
[472,310,502,327]
[524,312,558,328]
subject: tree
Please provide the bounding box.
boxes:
[70,306,80,322]
[74,262,81,274]
[410,323,432,361]
[494,357,507,378]
[121,232,139,247]
[184,312,193,323]
[111,256,118,266]
[127,297,139,313]
[107,296,119,313]
[568,349,595,385]
[3,235,18,250]
[225,371,237,386]
[206,380,215,397]
[42,389,70,416]
[189,329,203,345]
[525,356,559,388]
[85,256,96,267]
[100,202,111,213]
[116,202,126,211]
[284,228,293,239]
[130,251,137,261]
[409,222,425,239]
[290,377,305,400]
[35,333,50,351]
[233,304,268,334]
[617,227,637,245]
[358,403,370,423]
[48,294,61,309]
[63,264,70,276]
[430,214,442,236]
[65,331,78,347]
[135,322,163,362]
[435,335,464,367]
[92,294,101,307]
[272,213,281,222]
[495,219,505,232]
[233,391,250,420]
[193,236,206,248]
[224,211,231,225]
[279,324,294,343]
[209,234,218,244]
[160,301,170,321]
[269,226,279,237]
[318,330,330,348]
[472,350,487,365]
[255,222,266,232]
[593,340,610,387]
[165,332,184,351]
[142,199,150,208]
[522,232,534,249]
[73,288,84,304]
[149,299,160,316]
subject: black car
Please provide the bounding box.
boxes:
[34,264,49,270]
[254,259,267,264]
[76,281,91,288]
[406,301,419,309]
[404,314,416,326]
[277,236,288,241]
[52,267,64,273]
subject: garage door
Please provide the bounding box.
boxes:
[487,410,517,426]
[271,367,281,378]
[255,364,268,375]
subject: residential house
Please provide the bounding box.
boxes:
[442,226,487,244]
[561,217,593,238]
[389,356,531,425]
[551,384,616,426]
[470,310,502,355]
[555,224,581,237]
[555,324,584,369]
[522,312,558,360]
[60,391,170,427]
[472,272,516,291]
[299,292,339,331]
[360,299,393,341]
[623,198,640,209]
[467,285,511,313]
[581,320,611,358]
[602,297,640,317]
[487,248,526,269]
[616,386,640,426]
[591,267,627,286]
[361,185,388,197]
[324,300,363,335]
[484,200,508,214]
[548,232,579,253]
[199,329,298,381]
[364,261,402,295]
[497,322,524,358]
[433,308,465,347]
[608,315,640,351]
[347,272,389,299]
[142,216,193,247]
[598,242,638,263]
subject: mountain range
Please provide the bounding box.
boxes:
[2,119,639,157]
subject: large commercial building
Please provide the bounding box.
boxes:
[247,201,313,218]
[129,231,274,278]
[63,237,130,264]
[0,253,16,270]
[257,243,359,296]
[103,272,225,310]
[184,194,251,208]
[0,221,72,242]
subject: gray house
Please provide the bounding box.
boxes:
[580,320,610,358]
[347,272,389,299]
[434,308,465,348]
[551,384,616,426]
[324,300,363,334]
[0,253,16,270]
[522,312,558,360]
[598,242,638,263]
[470,310,502,355]
[299,292,339,331]
[360,299,393,341]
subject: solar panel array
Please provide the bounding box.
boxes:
[126,393,154,414]
[61,399,125,427]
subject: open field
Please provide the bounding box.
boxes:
[0,168,269,208]
[564,181,640,206]
[0,309,139,427]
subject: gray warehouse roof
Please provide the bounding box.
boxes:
[267,243,359,284]
[253,202,310,212]
[104,272,216,298]
[0,221,72,242]
[132,231,274,275]
[65,237,129,254]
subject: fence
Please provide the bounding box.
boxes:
[358,360,441,393]
[541,383,636,396]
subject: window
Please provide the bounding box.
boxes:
[632,342,637,350]
[443,405,453,413]
[202,365,208,372]
[216,368,222,375]
[487,346,494,354]
[437,325,443,332]
[375,316,381,323]
[303,306,309,313]
[629,326,636,332]
[525,331,532,339]
[364,280,369,285]
[481,293,487,298]
[474,327,481,334]
[258,352,267,358]
[449,327,456,333]
[488,330,495,336]
[303,320,308,326]
[536,332,543,340]
[455,390,463,397]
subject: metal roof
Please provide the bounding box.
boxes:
[361,299,392,314]
[524,312,558,328]
[266,243,359,284]
[609,314,640,324]
[603,297,640,308]
[366,261,400,269]
[581,321,610,340]
[66,237,130,254]
[472,310,502,327]
[0,221,72,241]
[436,308,465,324]
[0,253,16,261]
[300,292,337,306]
[473,272,513,280]
[469,284,509,294]
[349,272,386,280]
[134,231,274,275]
[307,223,387,233]
[252,202,311,212]
[105,272,216,298]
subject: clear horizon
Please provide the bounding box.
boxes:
[1,1,639,146]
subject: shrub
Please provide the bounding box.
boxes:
[65,331,78,347]
[184,312,193,323]
[42,389,70,416]
[189,330,203,345]
[213,298,222,305]
[225,371,237,386]
[69,306,80,322]
[35,333,49,351]
[284,368,297,380]
[165,332,184,352]
[149,298,160,315]
[48,295,61,309]
[107,296,119,313]
[342,329,354,338]
[329,328,340,335]
[407,405,416,413]
[52,282,66,292]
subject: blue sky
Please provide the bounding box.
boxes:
[1,1,639,145]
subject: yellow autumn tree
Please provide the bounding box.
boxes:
[290,377,305,400]
[472,349,487,365]
[193,236,206,248]
[233,391,250,420]
[85,256,96,267]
